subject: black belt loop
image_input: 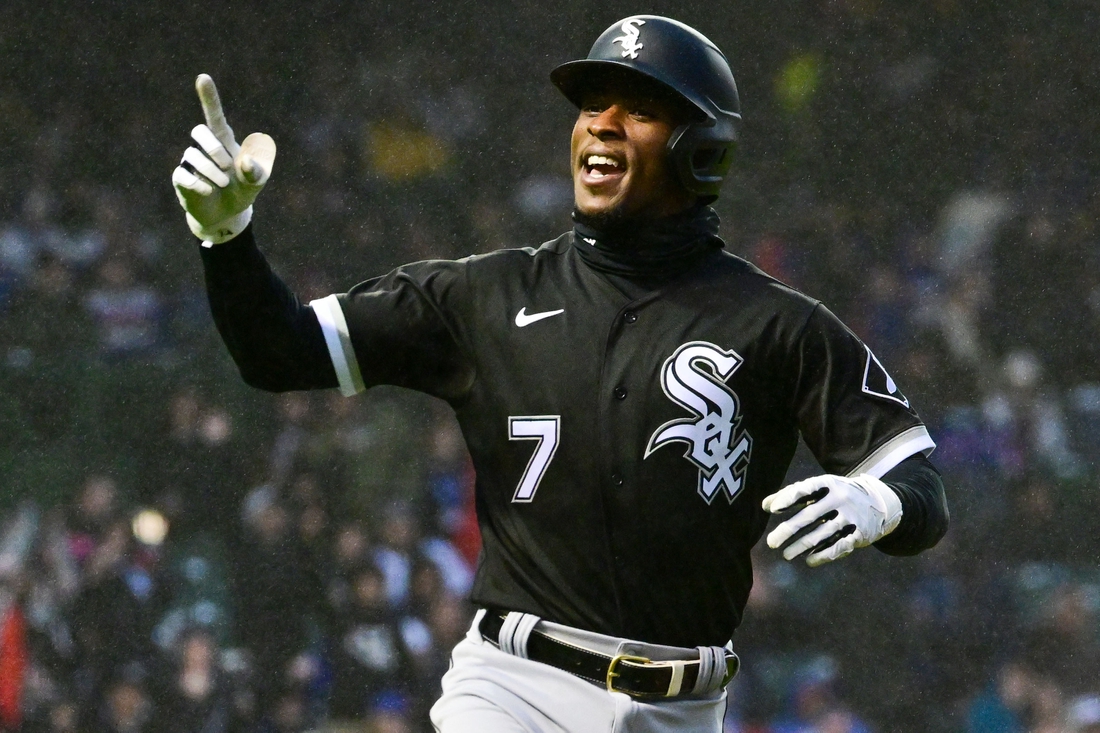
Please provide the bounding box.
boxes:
[478,610,737,698]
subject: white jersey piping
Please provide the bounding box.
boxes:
[847,425,936,478]
[309,294,365,397]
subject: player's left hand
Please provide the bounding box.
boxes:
[761,474,902,567]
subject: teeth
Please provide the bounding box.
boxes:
[586,155,622,169]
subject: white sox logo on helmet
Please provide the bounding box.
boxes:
[612,19,646,59]
[644,341,753,504]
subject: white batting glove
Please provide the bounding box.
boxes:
[172,74,276,245]
[761,474,903,567]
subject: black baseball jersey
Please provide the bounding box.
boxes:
[297,229,934,648]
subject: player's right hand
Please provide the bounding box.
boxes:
[172,74,276,245]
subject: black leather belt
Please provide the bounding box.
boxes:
[479,611,736,698]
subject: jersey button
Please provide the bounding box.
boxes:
[613,386,628,400]
[611,473,624,486]
[624,311,638,324]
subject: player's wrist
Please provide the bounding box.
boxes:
[189,207,253,246]
[851,474,903,538]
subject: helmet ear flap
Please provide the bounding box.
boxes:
[692,146,730,173]
[668,123,737,200]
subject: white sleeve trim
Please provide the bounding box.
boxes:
[309,295,365,397]
[846,425,936,479]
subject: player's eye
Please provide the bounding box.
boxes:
[629,100,664,120]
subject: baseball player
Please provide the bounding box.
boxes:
[172,16,948,733]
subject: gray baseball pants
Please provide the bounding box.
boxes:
[430,609,728,733]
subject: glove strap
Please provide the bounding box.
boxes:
[189,207,253,246]
[852,474,903,538]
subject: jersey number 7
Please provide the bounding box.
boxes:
[508,416,561,503]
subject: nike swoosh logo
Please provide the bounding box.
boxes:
[515,307,565,327]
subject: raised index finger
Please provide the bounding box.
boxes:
[195,74,237,152]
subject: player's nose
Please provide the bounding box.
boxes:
[587,105,626,140]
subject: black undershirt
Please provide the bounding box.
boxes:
[572,203,724,298]
[199,226,336,392]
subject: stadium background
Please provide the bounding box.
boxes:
[0,0,1098,731]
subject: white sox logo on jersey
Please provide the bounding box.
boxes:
[612,19,646,59]
[644,341,753,504]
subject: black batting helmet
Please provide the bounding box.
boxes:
[551,16,742,202]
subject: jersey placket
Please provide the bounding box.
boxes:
[594,292,663,631]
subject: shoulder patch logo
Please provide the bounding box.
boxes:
[644,341,753,505]
[612,18,646,59]
[862,346,909,407]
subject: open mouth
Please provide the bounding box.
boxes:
[583,153,625,180]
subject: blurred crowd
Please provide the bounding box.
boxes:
[2,0,1099,731]
[0,396,478,732]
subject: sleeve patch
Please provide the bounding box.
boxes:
[862,346,909,408]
